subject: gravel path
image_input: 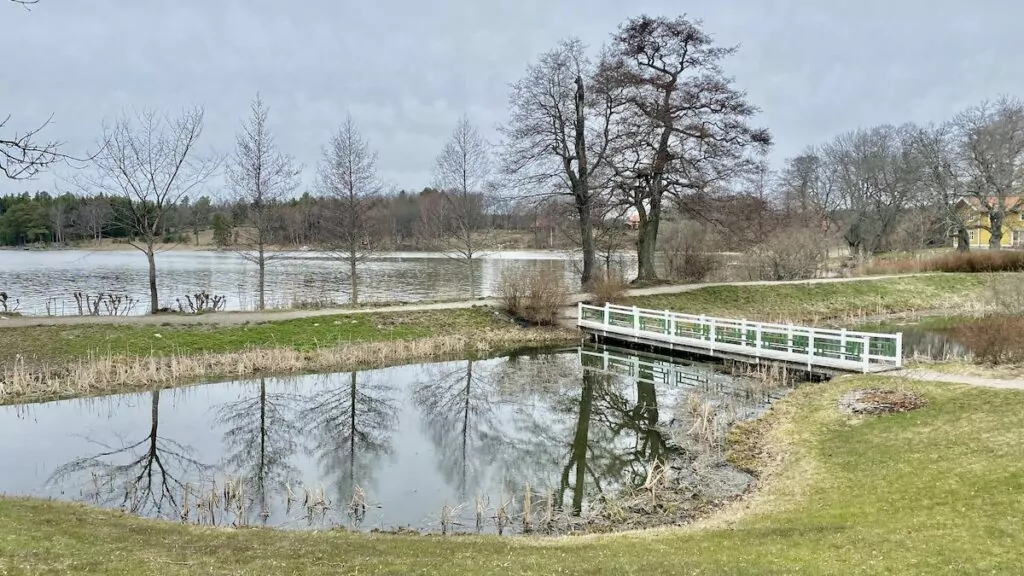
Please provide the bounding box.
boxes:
[0,274,920,328]
[891,369,1024,390]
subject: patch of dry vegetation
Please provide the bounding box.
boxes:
[0,328,575,405]
[865,249,1024,275]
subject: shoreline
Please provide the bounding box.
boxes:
[0,325,578,407]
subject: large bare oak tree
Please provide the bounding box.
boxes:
[601,15,770,283]
[953,97,1024,250]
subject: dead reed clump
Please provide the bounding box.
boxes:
[0,328,576,405]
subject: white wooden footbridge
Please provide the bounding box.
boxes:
[577,303,903,374]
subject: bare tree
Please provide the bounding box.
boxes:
[319,114,380,304]
[820,124,926,256]
[77,196,112,243]
[953,97,1024,250]
[501,38,619,286]
[777,150,840,229]
[600,15,771,283]
[434,115,492,297]
[913,123,972,251]
[226,94,301,310]
[87,107,218,314]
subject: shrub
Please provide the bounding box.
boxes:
[950,315,1024,365]
[589,275,628,306]
[742,228,826,281]
[498,265,570,326]
[865,250,1024,275]
[661,221,719,282]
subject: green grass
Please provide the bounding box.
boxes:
[0,308,501,365]
[2,377,1022,575]
[630,274,992,323]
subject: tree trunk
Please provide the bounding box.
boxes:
[257,250,266,311]
[957,226,970,252]
[576,200,596,287]
[635,208,661,284]
[989,211,1005,250]
[146,247,159,314]
[350,256,358,304]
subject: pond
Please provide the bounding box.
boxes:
[0,250,637,316]
[0,345,790,534]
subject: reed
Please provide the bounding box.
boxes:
[0,328,576,405]
[348,485,367,526]
[522,483,533,534]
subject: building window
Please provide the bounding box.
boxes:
[969,230,976,242]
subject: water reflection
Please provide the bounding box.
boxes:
[47,390,209,520]
[214,378,303,525]
[0,346,785,533]
[301,372,397,511]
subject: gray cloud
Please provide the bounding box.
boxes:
[3,0,1022,195]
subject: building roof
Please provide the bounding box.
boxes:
[960,196,1022,211]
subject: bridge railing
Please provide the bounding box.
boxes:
[578,302,902,373]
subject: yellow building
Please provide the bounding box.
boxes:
[956,197,1024,249]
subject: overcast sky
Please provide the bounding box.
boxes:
[2,0,1022,196]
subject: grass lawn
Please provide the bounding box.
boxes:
[2,376,1021,575]
[630,274,994,323]
[0,308,502,365]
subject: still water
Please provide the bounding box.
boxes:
[0,346,785,533]
[0,250,636,315]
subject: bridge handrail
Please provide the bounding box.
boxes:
[577,302,903,372]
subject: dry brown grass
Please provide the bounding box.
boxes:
[865,249,1024,275]
[0,327,576,405]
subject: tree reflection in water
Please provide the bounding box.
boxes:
[414,359,505,502]
[213,377,304,525]
[300,371,397,515]
[48,390,209,520]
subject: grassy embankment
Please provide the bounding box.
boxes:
[630,273,993,324]
[0,308,575,405]
[2,376,1022,575]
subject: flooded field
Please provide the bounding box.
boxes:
[0,345,793,534]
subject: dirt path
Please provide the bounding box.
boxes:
[890,369,1024,390]
[0,274,921,329]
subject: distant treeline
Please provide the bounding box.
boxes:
[0,188,541,248]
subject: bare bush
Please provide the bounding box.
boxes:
[589,275,628,305]
[0,291,19,314]
[72,291,137,316]
[742,227,827,281]
[950,315,1024,365]
[175,291,227,314]
[498,265,570,325]
[660,221,719,282]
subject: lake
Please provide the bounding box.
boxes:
[0,345,788,534]
[0,249,636,316]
